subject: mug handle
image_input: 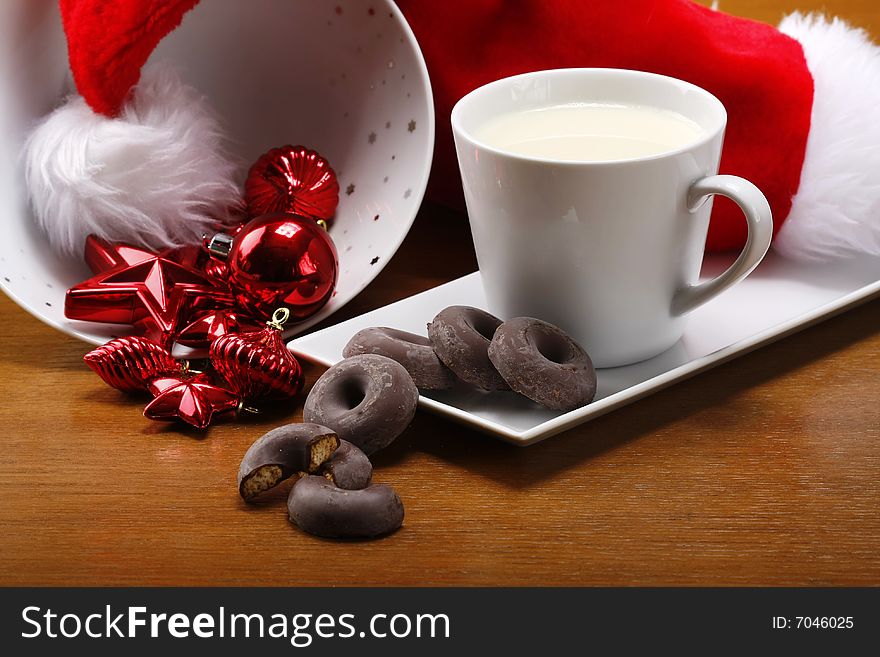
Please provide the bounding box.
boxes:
[672,175,773,316]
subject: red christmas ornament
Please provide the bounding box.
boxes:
[210,308,304,402]
[204,213,338,322]
[83,235,158,273]
[165,243,229,281]
[84,336,180,392]
[204,258,229,282]
[144,372,240,429]
[65,237,235,346]
[85,235,230,282]
[175,310,263,349]
[245,145,339,222]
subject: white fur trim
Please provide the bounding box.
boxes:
[23,65,241,255]
[776,13,880,261]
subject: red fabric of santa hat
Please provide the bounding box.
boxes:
[399,0,880,261]
[60,0,198,117]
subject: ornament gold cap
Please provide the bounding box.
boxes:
[181,359,205,375]
[267,307,290,331]
[236,400,262,415]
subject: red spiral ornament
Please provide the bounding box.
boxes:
[84,336,180,392]
[244,145,339,222]
[209,309,304,402]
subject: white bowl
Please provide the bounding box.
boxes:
[0,0,434,345]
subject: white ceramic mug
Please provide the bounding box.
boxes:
[451,68,772,367]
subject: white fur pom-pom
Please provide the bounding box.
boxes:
[23,65,241,255]
[776,13,880,261]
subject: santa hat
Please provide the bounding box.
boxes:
[24,0,238,255]
[28,0,880,261]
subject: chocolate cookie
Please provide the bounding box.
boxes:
[238,423,339,501]
[343,327,456,390]
[488,317,596,411]
[320,439,373,490]
[303,354,419,455]
[427,306,508,390]
[288,475,404,539]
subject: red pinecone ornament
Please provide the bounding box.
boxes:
[209,309,304,402]
[84,336,181,392]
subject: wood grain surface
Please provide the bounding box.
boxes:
[1,0,878,586]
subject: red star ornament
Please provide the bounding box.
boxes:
[175,311,263,349]
[164,243,229,281]
[144,373,240,429]
[65,240,234,346]
[83,234,159,273]
[84,235,229,283]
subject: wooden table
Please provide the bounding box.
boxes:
[1,0,878,586]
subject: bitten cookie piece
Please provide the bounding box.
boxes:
[320,439,373,491]
[238,423,339,501]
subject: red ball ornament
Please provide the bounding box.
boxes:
[84,336,181,392]
[205,213,338,322]
[245,145,339,222]
[210,308,304,402]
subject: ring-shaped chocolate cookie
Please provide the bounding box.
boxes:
[427,306,508,390]
[343,327,456,390]
[303,354,419,455]
[488,317,597,411]
[288,475,404,539]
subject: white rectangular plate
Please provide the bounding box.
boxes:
[288,252,880,445]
